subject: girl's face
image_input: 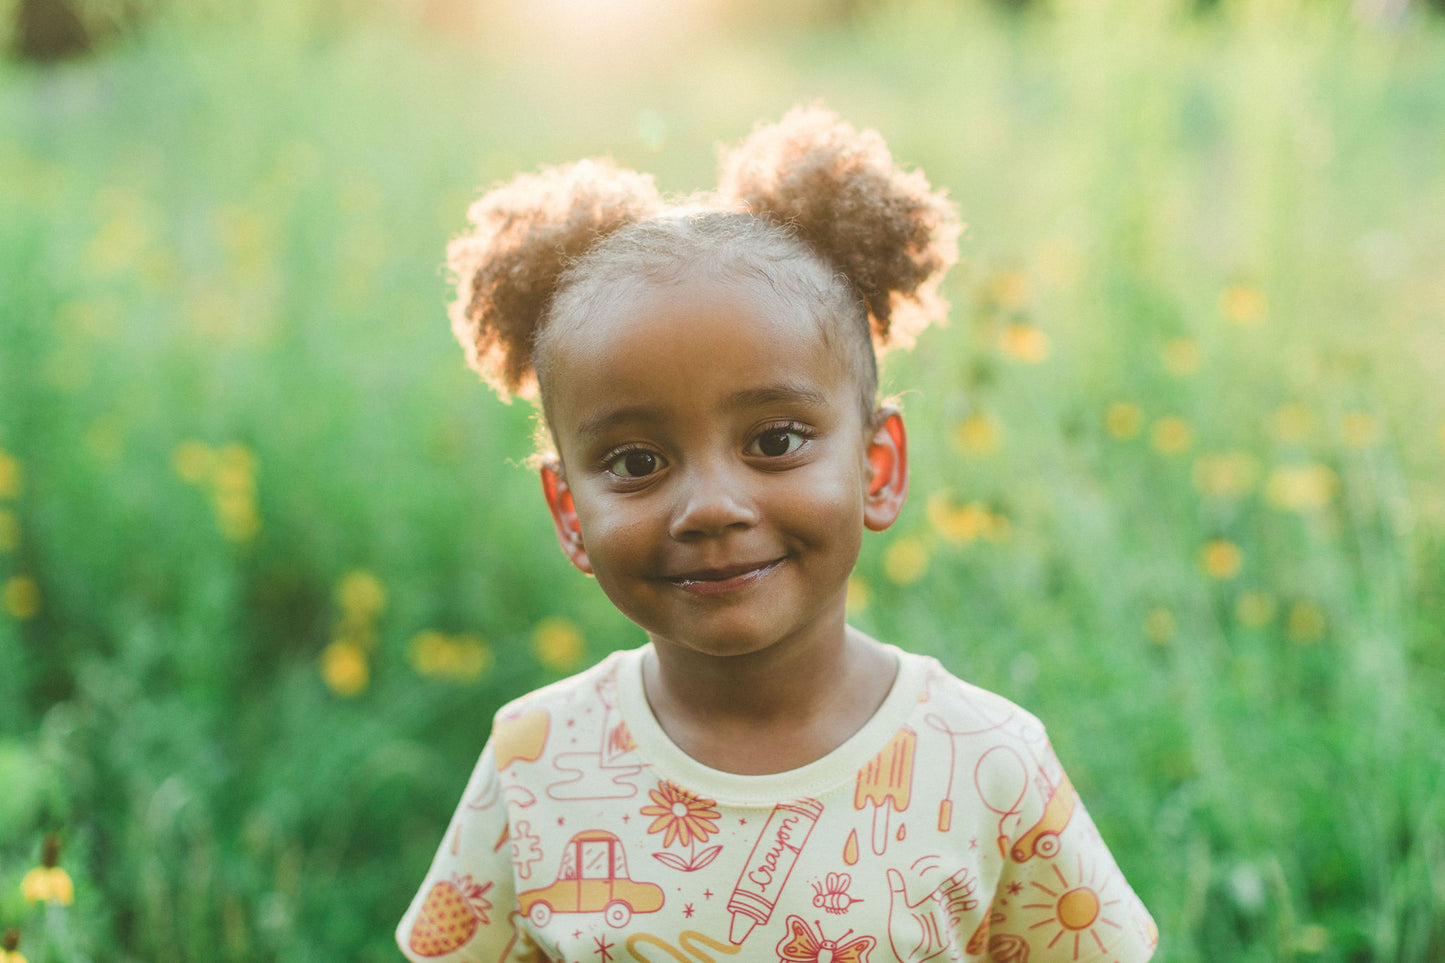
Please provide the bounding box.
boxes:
[539,269,907,665]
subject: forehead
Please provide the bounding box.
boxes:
[543,271,858,442]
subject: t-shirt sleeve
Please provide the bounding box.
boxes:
[397,742,540,963]
[981,736,1158,963]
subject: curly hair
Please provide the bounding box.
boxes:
[446,105,961,412]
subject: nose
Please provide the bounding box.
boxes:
[668,462,760,540]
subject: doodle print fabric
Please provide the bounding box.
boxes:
[397,646,1158,963]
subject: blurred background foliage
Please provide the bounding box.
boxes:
[1,0,1444,959]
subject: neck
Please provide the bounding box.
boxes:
[640,622,898,774]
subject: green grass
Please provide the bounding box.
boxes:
[1,1,1443,960]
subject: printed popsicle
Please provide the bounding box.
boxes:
[854,726,916,856]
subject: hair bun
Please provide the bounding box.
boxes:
[447,158,664,397]
[717,104,961,349]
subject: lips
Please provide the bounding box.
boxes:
[663,558,784,596]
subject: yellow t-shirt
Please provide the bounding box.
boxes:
[398,645,1157,963]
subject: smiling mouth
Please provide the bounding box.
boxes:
[663,559,784,596]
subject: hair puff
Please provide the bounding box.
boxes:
[717,104,961,350]
[446,158,664,397]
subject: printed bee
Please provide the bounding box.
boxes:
[811,873,863,915]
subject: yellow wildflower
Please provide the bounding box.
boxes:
[1235,591,1277,628]
[0,450,20,499]
[950,412,1001,456]
[336,570,387,622]
[1105,402,1143,440]
[1341,411,1381,449]
[1219,284,1266,325]
[926,490,992,545]
[1287,601,1327,643]
[320,640,369,696]
[987,270,1031,311]
[1192,451,1260,499]
[1151,416,1194,455]
[22,835,73,905]
[1200,540,1244,580]
[173,440,216,484]
[1265,464,1337,512]
[2,576,40,620]
[1,926,26,963]
[1270,404,1314,443]
[409,631,494,682]
[0,510,18,552]
[999,323,1051,363]
[846,576,871,616]
[1144,608,1176,645]
[533,617,584,671]
[1161,338,1201,376]
[883,536,930,586]
[215,491,260,542]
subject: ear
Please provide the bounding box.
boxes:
[540,461,593,575]
[864,407,908,532]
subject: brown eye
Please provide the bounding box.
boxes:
[748,429,806,458]
[609,450,661,478]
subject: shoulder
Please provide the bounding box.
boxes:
[905,652,1051,751]
[489,649,634,766]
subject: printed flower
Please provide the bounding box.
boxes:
[641,781,719,849]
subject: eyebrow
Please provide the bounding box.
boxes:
[573,382,830,443]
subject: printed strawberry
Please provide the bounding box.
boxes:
[407,874,494,957]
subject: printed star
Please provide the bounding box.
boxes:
[683,903,695,918]
[1008,881,1024,895]
[567,718,576,727]
[621,813,631,823]
[593,935,615,962]
[969,837,979,850]
[703,889,714,900]
[557,816,566,826]
[573,929,583,939]
[738,818,748,825]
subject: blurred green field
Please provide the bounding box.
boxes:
[2,0,1444,960]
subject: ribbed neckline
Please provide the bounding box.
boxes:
[614,643,929,807]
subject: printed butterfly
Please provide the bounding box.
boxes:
[775,915,875,963]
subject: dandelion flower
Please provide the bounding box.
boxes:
[320,640,369,696]
[1270,404,1314,443]
[1219,284,1266,325]
[1151,416,1194,455]
[1287,602,1327,643]
[533,617,584,670]
[846,576,871,616]
[1235,591,1277,628]
[1144,608,1175,645]
[1265,464,1337,512]
[1161,338,1201,376]
[1105,402,1143,440]
[950,412,1001,455]
[1192,451,1260,499]
[336,570,387,621]
[987,270,1031,311]
[999,323,1051,363]
[1341,412,1381,449]
[0,450,21,499]
[2,576,40,620]
[172,440,216,484]
[1200,540,1244,580]
[883,536,930,586]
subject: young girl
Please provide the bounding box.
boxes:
[398,107,1157,963]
